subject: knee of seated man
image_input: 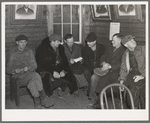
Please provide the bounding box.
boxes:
[30,72,42,82]
[91,74,100,83]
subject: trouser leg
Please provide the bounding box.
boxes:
[74,73,88,88]
[89,74,100,101]
[52,78,69,91]
[27,72,43,97]
[84,69,91,96]
[64,73,78,94]
[139,84,145,109]
[41,72,53,96]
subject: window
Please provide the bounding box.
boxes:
[53,5,82,43]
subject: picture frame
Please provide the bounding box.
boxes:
[113,4,143,22]
[15,5,37,20]
[91,5,111,20]
[10,5,43,25]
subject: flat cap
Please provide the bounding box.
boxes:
[49,34,62,41]
[86,32,97,42]
[15,34,28,41]
[121,35,135,45]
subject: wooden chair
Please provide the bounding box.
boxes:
[10,75,30,106]
[100,83,134,109]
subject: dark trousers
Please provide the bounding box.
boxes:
[63,73,78,94]
[41,72,69,97]
[125,73,145,109]
[83,69,92,96]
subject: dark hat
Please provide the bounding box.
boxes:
[49,34,62,41]
[86,32,97,42]
[121,35,135,45]
[15,34,28,41]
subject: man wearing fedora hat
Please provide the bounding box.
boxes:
[119,35,145,109]
[36,34,78,98]
[6,34,54,109]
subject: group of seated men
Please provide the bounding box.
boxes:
[6,32,145,109]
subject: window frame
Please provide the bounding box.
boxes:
[53,4,82,44]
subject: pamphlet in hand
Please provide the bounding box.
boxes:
[74,57,83,63]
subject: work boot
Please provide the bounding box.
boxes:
[40,90,54,108]
[34,97,45,109]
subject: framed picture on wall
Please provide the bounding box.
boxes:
[15,5,37,19]
[91,5,111,20]
[10,5,43,25]
[113,4,143,22]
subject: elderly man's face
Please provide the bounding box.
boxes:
[112,36,121,48]
[124,39,137,50]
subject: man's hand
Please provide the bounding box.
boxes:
[15,69,22,74]
[120,80,124,84]
[133,75,144,82]
[101,62,111,71]
[60,70,66,77]
[53,71,60,78]
[120,80,124,91]
[70,59,75,64]
[23,66,29,72]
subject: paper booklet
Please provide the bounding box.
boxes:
[74,57,83,63]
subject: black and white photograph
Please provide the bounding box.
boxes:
[113,4,143,22]
[118,4,136,16]
[91,5,111,20]
[1,1,149,122]
[15,4,37,19]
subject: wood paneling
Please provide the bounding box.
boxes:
[84,5,145,46]
[5,4,146,99]
[5,5,48,98]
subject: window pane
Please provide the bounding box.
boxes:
[72,5,79,23]
[63,24,70,37]
[53,5,61,23]
[63,5,70,23]
[53,25,61,36]
[72,24,79,41]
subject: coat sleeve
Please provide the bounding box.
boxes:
[118,51,128,81]
[35,45,56,74]
[82,47,94,74]
[99,43,113,65]
[58,45,70,72]
[134,46,145,77]
[6,51,15,75]
[77,44,83,58]
[29,49,37,72]
[110,61,122,71]
[98,44,106,66]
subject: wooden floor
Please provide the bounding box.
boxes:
[5,88,92,109]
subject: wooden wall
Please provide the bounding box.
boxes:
[5,5,146,98]
[82,5,145,46]
[5,5,48,98]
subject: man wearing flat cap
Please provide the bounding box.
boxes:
[6,34,54,109]
[81,32,105,99]
[119,35,145,109]
[35,34,78,98]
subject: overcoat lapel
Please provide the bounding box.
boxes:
[111,46,123,61]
